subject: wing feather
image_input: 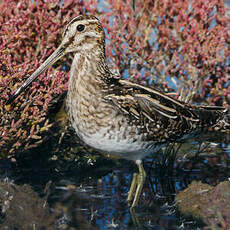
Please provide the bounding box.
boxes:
[135,94,178,119]
[104,79,226,126]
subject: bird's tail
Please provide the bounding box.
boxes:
[212,109,230,131]
[223,110,230,129]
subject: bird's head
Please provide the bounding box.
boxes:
[61,15,105,54]
[7,15,105,104]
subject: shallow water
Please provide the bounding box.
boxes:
[2,131,230,229]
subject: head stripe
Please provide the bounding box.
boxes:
[63,15,99,37]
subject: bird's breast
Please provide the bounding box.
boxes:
[65,53,158,160]
[66,85,157,160]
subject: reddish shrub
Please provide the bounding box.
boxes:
[0,0,99,157]
[0,0,229,158]
[102,0,230,105]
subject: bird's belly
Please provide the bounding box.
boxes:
[76,126,161,161]
[67,98,162,161]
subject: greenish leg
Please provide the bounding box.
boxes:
[127,172,138,203]
[131,162,146,208]
[127,162,146,208]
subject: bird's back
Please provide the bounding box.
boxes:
[103,78,229,143]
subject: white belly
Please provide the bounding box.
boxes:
[77,126,161,161]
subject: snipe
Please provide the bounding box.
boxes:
[7,15,230,208]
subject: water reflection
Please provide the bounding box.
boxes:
[1,131,229,229]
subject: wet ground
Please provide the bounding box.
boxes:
[0,129,229,229]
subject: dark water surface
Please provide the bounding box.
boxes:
[2,131,230,229]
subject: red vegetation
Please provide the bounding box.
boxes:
[0,0,229,157]
[103,0,230,105]
[0,0,98,157]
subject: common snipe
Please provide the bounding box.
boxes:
[7,15,229,208]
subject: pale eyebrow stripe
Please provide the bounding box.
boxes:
[63,19,99,36]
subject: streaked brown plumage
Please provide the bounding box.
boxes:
[7,15,230,208]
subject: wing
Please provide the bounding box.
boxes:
[106,79,207,121]
[104,79,226,141]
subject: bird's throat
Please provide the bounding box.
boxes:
[66,51,113,135]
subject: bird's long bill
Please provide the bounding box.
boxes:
[7,46,65,104]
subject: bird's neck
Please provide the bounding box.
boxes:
[69,49,110,92]
[66,49,115,135]
[66,49,114,120]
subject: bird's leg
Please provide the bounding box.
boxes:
[127,172,138,202]
[127,160,146,208]
[131,162,146,207]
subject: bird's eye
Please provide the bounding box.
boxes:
[76,24,85,32]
